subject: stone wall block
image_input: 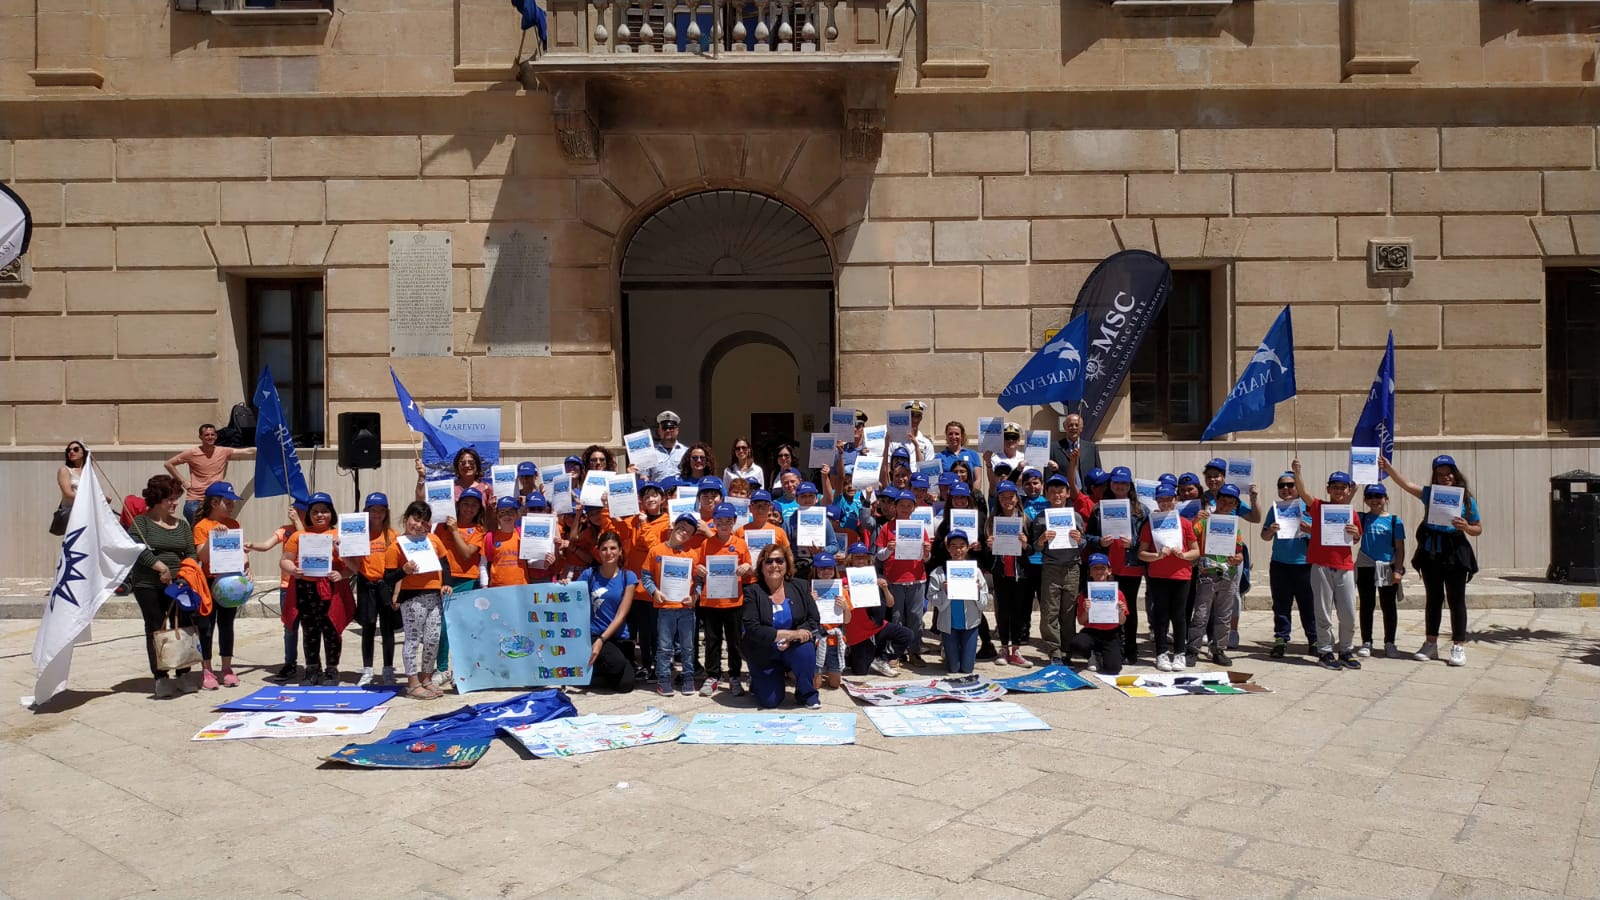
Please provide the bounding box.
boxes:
[326,180,467,223]
[1440,126,1594,170]
[1574,216,1600,256]
[1031,129,1176,173]
[1127,174,1231,216]
[982,265,1029,307]
[13,139,114,181]
[1440,216,1541,258]
[15,404,116,444]
[14,315,115,358]
[840,351,981,396]
[877,132,931,175]
[117,138,270,180]
[329,356,469,400]
[1031,219,1120,261]
[933,309,1028,350]
[836,222,931,265]
[1529,216,1576,257]
[1543,171,1600,214]
[467,179,579,222]
[1395,259,1545,302]
[245,225,296,267]
[1235,173,1389,215]
[324,312,389,355]
[1154,218,1207,259]
[0,361,65,402]
[66,269,221,313]
[28,226,115,270]
[934,220,1029,262]
[837,266,892,308]
[894,265,983,307]
[324,267,390,312]
[637,134,701,188]
[1236,216,1338,259]
[983,175,1125,218]
[1112,218,1156,252]
[784,134,843,205]
[116,313,218,358]
[1235,261,1384,303]
[1442,303,1543,348]
[932,132,1027,174]
[1179,128,1333,171]
[324,224,410,267]
[1238,303,1336,350]
[115,226,216,269]
[67,182,218,225]
[1336,217,1441,259]
[68,359,218,402]
[1443,393,1544,436]
[219,182,324,224]
[598,136,666,206]
[868,176,980,220]
[272,136,421,178]
[468,355,614,399]
[288,225,339,267]
[1335,128,1439,171]
[420,134,515,177]
[837,309,933,351]
[1338,304,1441,348]
[980,351,1033,395]
[1392,172,1542,214]
[118,403,223,444]
[1202,218,1246,258]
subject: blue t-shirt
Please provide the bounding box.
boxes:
[585,566,637,640]
[1419,486,1479,534]
[1023,495,1049,565]
[937,448,983,477]
[1358,513,1406,564]
[771,595,794,651]
[1262,503,1310,566]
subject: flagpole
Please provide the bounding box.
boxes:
[89,451,124,511]
[1292,395,1299,457]
[513,29,528,67]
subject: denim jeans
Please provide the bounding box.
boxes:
[888,581,926,655]
[655,607,696,691]
[941,626,979,674]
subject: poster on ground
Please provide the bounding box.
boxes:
[864,702,1050,738]
[442,583,593,692]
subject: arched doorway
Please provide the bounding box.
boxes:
[620,190,834,478]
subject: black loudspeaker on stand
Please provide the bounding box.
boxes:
[338,412,382,510]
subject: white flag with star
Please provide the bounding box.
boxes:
[26,453,144,707]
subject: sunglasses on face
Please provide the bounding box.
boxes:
[762,558,785,566]
[690,455,707,462]
[1277,483,1296,490]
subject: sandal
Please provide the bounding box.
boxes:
[407,684,441,700]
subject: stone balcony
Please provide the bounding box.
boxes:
[519,1,906,163]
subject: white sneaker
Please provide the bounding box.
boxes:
[1447,645,1467,667]
[698,677,718,697]
[1357,643,1372,658]
[357,668,375,687]
[729,677,746,697]
[1172,652,1188,672]
[1156,653,1174,673]
[1384,642,1398,659]
[869,658,895,677]
[1412,641,1438,662]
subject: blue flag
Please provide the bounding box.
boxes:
[1351,331,1396,479]
[998,313,1090,412]
[1201,306,1297,442]
[252,367,309,501]
[511,0,547,49]
[390,368,470,463]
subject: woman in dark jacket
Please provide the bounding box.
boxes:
[740,543,822,710]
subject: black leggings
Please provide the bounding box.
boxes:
[1115,574,1142,659]
[1356,566,1399,645]
[1146,577,1189,656]
[134,585,193,680]
[356,576,400,669]
[294,579,342,670]
[700,606,743,679]
[1419,561,1469,643]
[994,576,1032,645]
[626,597,658,670]
[845,623,914,675]
[592,638,637,692]
[195,603,236,662]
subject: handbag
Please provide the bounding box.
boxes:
[49,505,69,536]
[152,604,202,674]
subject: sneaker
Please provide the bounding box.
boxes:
[324,667,340,685]
[1173,652,1189,672]
[699,677,718,697]
[909,654,928,668]
[993,653,1009,667]
[1384,642,1399,659]
[1008,651,1032,668]
[1412,641,1438,662]
[200,670,219,691]
[153,679,180,700]
[1447,645,1467,667]
[730,677,746,697]
[678,681,695,696]
[357,668,375,687]
[656,685,673,697]
[976,644,998,661]
[1156,653,1174,673]
[221,669,239,688]
[804,699,822,710]
[1212,649,1232,667]
[1270,638,1286,659]
[301,670,322,686]
[1087,660,1098,673]
[177,675,200,694]
[1228,630,1240,650]
[1340,653,1362,670]
[635,666,650,682]
[1318,652,1341,670]
[870,658,895,677]
[432,669,453,688]
[273,664,298,683]
[380,666,396,685]
[1357,642,1372,658]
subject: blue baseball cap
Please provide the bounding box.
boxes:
[697,476,725,494]
[673,513,700,529]
[1158,473,1178,485]
[1204,458,1227,473]
[564,455,583,467]
[458,487,484,503]
[1154,484,1177,499]
[937,472,958,487]
[798,481,819,496]
[847,542,871,556]
[1087,553,1111,568]
[712,503,737,520]
[1327,471,1354,486]
[1364,483,1388,497]
[890,447,911,460]
[639,480,663,494]
[1217,484,1241,500]
[204,481,241,501]
[1178,472,1201,487]
[1021,468,1042,481]
[517,461,537,477]
[1045,473,1069,487]
[525,493,549,510]
[950,483,972,498]
[363,492,389,509]
[1086,467,1109,486]
[496,496,521,511]
[944,530,970,544]
[909,474,929,490]
[1432,455,1457,470]
[825,504,842,521]
[659,476,681,492]
[813,553,838,570]
[995,480,1018,495]
[750,490,773,503]
[1109,466,1133,484]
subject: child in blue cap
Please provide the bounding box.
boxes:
[1355,482,1406,658]
[1065,553,1127,674]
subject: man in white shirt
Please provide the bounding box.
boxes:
[888,400,936,462]
[647,410,689,483]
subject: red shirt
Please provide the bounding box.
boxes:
[1305,498,1355,571]
[875,521,928,584]
[1138,516,1198,580]
[1077,588,1129,631]
[841,592,884,646]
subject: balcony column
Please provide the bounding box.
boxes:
[918,0,987,80]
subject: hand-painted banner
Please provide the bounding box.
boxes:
[864,702,1050,738]
[993,665,1097,693]
[442,583,593,692]
[501,708,684,758]
[678,712,857,745]
[192,707,389,741]
[841,674,1008,706]
[1094,670,1271,698]
[215,685,396,713]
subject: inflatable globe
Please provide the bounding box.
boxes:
[213,575,254,608]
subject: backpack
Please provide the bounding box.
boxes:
[216,402,257,448]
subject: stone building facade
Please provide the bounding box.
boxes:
[0,0,1597,578]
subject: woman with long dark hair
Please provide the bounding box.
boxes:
[1381,455,1482,667]
[678,442,716,483]
[52,441,88,534]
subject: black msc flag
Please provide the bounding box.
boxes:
[1066,250,1172,439]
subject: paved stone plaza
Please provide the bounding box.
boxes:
[3,607,1597,900]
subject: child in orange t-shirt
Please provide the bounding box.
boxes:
[646,514,701,695]
[353,492,400,686]
[384,500,454,700]
[487,497,530,587]
[192,482,245,690]
[694,503,754,697]
[279,493,353,686]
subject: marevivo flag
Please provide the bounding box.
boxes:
[26,454,144,707]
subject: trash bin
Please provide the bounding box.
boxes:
[1548,470,1600,584]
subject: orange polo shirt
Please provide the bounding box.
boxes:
[384,533,449,592]
[192,517,241,579]
[646,542,698,609]
[283,526,342,582]
[695,533,751,609]
[487,529,529,587]
[433,523,486,582]
[359,528,398,581]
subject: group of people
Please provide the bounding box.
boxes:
[71,404,1484,707]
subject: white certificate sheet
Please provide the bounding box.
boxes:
[539,463,565,485]
[1204,514,1239,558]
[492,464,517,499]
[845,566,881,608]
[814,579,845,625]
[606,473,639,517]
[852,457,883,489]
[668,497,698,521]
[1151,511,1183,552]
[578,472,609,508]
[1099,499,1132,544]
[796,507,827,548]
[1134,479,1159,514]
[550,475,574,515]
[886,409,913,440]
[977,416,1004,453]
[863,425,887,456]
[520,514,555,561]
[949,509,978,543]
[659,556,692,602]
[1427,486,1465,528]
[910,506,936,537]
[1024,431,1051,470]
[828,407,856,442]
[623,429,661,471]
[726,496,750,529]
[744,529,775,556]
[1225,458,1254,492]
[946,560,979,601]
[895,521,925,561]
[297,532,334,578]
[992,516,1023,556]
[336,514,369,558]
[1274,501,1303,540]
[1087,581,1120,624]
[1320,503,1355,547]
[399,534,440,574]
[1349,447,1380,485]
[1044,508,1078,550]
[917,459,943,480]
[704,555,740,601]
[808,433,836,469]
[208,529,246,574]
[425,478,455,525]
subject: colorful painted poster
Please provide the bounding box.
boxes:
[864,702,1050,738]
[442,582,593,692]
[499,708,685,758]
[325,738,492,769]
[215,685,396,713]
[1093,670,1271,698]
[841,674,1008,706]
[994,665,1097,693]
[678,712,857,745]
[192,707,389,741]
